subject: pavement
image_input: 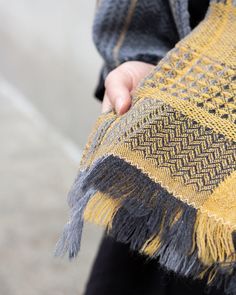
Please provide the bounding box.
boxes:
[0,0,102,147]
[0,2,104,294]
[0,79,103,295]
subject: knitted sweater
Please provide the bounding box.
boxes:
[56,1,236,294]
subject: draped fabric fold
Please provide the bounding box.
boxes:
[56,1,236,293]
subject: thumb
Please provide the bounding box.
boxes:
[105,67,132,115]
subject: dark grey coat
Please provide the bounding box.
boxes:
[92,0,210,100]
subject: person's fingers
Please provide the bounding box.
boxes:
[101,92,113,113]
[105,68,132,115]
[103,61,155,115]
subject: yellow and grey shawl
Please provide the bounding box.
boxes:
[56,1,236,293]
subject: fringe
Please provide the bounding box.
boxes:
[55,154,236,294]
[54,165,99,258]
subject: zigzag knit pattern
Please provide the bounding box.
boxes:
[56,1,236,294]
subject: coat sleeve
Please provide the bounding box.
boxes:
[92,0,180,101]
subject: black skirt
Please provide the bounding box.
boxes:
[84,235,224,295]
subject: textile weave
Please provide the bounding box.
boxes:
[56,1,236,293]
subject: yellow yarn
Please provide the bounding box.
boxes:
[84,192,121,230]
[58,1,236,293]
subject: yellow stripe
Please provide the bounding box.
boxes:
[113,0,138,66]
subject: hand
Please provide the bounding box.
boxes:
[102,61,155,115]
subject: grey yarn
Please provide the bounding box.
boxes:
[93,0,181,80]
[168,0,191,38]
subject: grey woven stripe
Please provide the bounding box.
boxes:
[92,0,132,70]
[93,0,180,80]
[118,0,179,66]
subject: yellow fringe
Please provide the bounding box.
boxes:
[139,208,236,282]
[83,191,121,230]
[194,210,236,267]
[84,192,236,270]
[141,235,162,256]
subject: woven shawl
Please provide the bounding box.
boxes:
[56,1,236,293]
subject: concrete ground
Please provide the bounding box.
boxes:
[0,0,102,147]
[0,79,103,295]
[0,1,104,294]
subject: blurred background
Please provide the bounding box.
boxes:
[0,0,104,294]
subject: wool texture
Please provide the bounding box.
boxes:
[56,1,236,293]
